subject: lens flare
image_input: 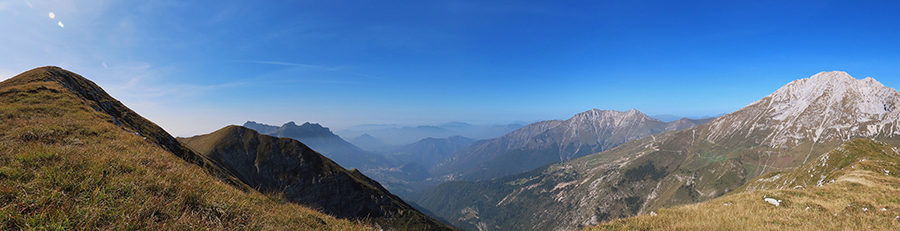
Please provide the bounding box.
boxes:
[58,22,64,28]
[49,12,55,19]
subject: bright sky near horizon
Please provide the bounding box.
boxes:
[3,0,900,137]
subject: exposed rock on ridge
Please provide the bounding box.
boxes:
[416,71,900,231]
[432,109,711,181]
[707,71,900,150]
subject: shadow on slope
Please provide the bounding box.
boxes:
[180,126,458,230]
[0,66,369,230]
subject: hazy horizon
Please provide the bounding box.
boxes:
[4,1,900,137]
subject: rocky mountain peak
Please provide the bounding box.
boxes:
[567,109,656,126]
[706,71,900,149]
[275,121,334,136]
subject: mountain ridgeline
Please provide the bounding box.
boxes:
[179,126,456,230]
[0,66,372,230]
[389,136,477,169]
[415,71,900,230]
[431,109,713,181]
[242,121,483,198]
[337,122,524,146]
[7,66,895,230]
[242,121,391,170]
[591,139,900,230]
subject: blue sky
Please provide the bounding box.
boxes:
[3,0,900,136]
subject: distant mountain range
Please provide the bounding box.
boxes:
[240,121,478,197]
[337,122,524,146]
[415,71,900,230]
[389,136,478,169]
[179,126,455,230]
[242,121,391,170]
[10,66,898,230]
[591,138,900,230]
[0,66,378,229]
[431,109,713,182]
[351,133,394,152]
[651,114,723,122]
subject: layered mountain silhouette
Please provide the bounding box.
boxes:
[337,122,523,146]
[242,121,279,134]
[351,133,394,152]
[0,66,454,230]
[390,135,477,169]
[241,121,391,170]
[415,71,900,230]
[179,126,456,230]
[0,66,375,229]
[432,109,712,181]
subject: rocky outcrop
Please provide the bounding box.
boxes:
[417,71,900,231]
[432,109,711,181]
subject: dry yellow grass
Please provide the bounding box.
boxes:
[588,140,900,230]
[0,69,371,230]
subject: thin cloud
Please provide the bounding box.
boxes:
[242,60,382,80]
[245,60,338,70]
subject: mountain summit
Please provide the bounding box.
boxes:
[179,126,456,230]
[416,71,900,231]
[0,66,373,229]
[432,108,711,181]
[706,71,900,162]
[242,121,391,170]
[1,66,241,185]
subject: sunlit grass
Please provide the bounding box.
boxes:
[587,140,900,231]
[0,76,370,230]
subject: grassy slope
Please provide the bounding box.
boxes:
[0,67,369,230]
[180,125,459,231]
[588,139,900,230]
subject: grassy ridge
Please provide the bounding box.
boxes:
[0,67,369,230]
[180,126,459,230]
[588,139,900,230]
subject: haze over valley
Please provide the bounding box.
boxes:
[4,1,900,230]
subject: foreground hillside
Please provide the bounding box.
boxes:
[0,66,369,230]
[180,126,457,230]
[590,139,900,230]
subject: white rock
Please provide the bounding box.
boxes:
[764,198,780,206]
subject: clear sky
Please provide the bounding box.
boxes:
[3,0,900,137]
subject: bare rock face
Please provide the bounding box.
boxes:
[416,71,900,231]
[432,108,711,181]
[706,71,900,150]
